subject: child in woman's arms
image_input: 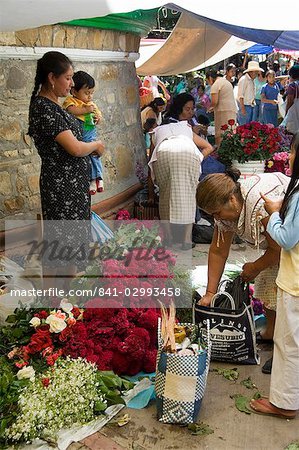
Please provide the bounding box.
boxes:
[63,71,104,195]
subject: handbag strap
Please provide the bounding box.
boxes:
[210,291,236,309]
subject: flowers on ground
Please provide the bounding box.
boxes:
[4,357,132,444]
[218,120,282,165]
[8,299,160,376]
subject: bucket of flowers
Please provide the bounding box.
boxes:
[217,120,283,176]
[264,127,293,176]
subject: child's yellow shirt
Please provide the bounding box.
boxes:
[63,96,102,123]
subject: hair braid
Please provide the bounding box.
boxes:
[29,59,42,106]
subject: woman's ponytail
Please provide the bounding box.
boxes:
[29,59,42,106]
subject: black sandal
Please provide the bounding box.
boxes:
[256,331,273,344]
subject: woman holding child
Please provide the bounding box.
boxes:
[28,51,104,283]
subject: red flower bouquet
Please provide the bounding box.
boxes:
[218,120,282,166]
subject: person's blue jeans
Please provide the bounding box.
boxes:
[237,105,254,125]
[263,108,278,127]
[252,99,263,122]
[90,155,103,180]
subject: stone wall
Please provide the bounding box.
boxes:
[0,26,145,226]
[0,25,140,52]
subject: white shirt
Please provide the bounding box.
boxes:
[237,73,256,106]
[148,121,199,181]
[143,75,160,98]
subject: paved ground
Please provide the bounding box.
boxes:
[67,244,299,450]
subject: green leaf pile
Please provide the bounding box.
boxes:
[240,377,257,390]
[212,367,239,381]
[285,442,299,450]
[231,391,262,415]
[187,422,214,436]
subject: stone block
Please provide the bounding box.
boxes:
[87,29,97,50]
[4,197,25,213]
[102,30,117,51]
[106,93,116,104]
[3,150,18,158]
[18,163,35,175]
[0,32,16,46]
[65,27,76,48]
[6,67,26,90]
[74,28,88,49]
[28,195,41,211]
[52,27,66,48]
[124,108,137,126]
[16,175,27,195]
[19,149,32,156]
[0,172,13,195]
[124,86,137,105]
[28,175,40,194]
[15,28,39,46]
[0,121,21,141]
[118,34,127,52]
[126,34,141,52]
[115,145,133,178]
[100,65,118,81]
[37,26,53,47]
[92,30,105,50]
[23,132,32,147]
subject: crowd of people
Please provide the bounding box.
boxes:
[140,60,299,145]
[26,49,298,421]
[140,61,299,419]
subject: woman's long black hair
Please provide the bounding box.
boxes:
[164,93,194,121]
[280,132,299,221]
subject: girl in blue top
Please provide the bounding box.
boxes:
[261,70,280,127]
[250,132,299,419]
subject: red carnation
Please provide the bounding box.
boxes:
[41,377,51,387]
[143,349,157,373]
[46,349,62,366]
[126,360,143,376]
[97,350,114,371]
[111,351,129,375]
[228,119,235,126]
[129,327,151,348]
[221,124,228,131]
[71,307,81,319]
[26,328,53,354]
[59,326,73,342]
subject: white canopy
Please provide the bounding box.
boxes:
[1,0,299,32]
[136,13,255,75]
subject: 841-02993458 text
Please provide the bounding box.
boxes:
[97,287,181,297]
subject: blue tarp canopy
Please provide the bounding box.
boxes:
[243,44,274,54]
[182,12,299,50]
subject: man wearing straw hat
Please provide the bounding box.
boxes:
[237,61,265,125]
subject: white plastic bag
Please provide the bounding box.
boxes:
[277,93,286,119]
[0,256,36,324]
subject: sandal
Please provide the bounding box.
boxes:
[262,357,273,374]
[250,398,296,419]
[256,331,273,344]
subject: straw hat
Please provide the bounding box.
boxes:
[244,61,264,73]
